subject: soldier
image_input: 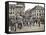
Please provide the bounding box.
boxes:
[37,19,40,27]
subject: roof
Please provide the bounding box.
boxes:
[30,5,44,11]
[25,5,44,13]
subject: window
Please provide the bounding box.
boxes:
[39,10,40,12]
[37,13,38,16]
[43,10,44,13]
[40,14,41,16]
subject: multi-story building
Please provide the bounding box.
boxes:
[14,3,25,16]
[24,9,32,26]
[31,5,45,23]
[25,5,45,26]
[9,3,25,17]
[9,3,25,31]
[9,4,16,17]
[9,3,25,19]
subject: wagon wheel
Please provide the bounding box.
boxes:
[18,23,22,29]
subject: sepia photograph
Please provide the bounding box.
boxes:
[6,1,45,33]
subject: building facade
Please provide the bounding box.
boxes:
[31,5,45,25]
[25,5,45,26]
[9,3,25,31]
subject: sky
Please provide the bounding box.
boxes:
[25,3,44,11]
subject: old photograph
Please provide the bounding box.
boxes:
[9,2,45,32]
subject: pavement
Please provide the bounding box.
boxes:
[16,23,44,32]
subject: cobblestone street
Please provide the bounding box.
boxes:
[16,23,44,32]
